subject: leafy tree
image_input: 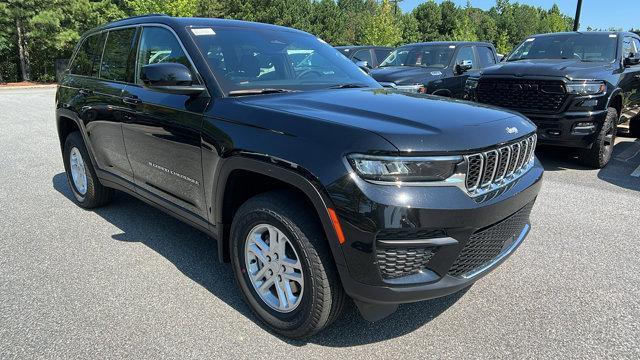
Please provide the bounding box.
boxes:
[438,0,459,39]
[309,0,349,44]
[452,2,478,41]
[398,12,420,44]
[124,0,197,17]
[412,0,441,41]
[360,0,402,46]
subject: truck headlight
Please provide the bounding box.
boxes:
[565,81,606,95]
[347,154,463,182]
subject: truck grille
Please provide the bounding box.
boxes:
[476,78,567,113]
[376,246,435,279]
[448,202,534,278]
[465,134,537,195]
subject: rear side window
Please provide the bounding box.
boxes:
[477,46,496,68]
[71,33,106,77]
[136,27,194,84]
[100,28,137,82]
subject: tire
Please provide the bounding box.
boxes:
[63,131,113,208]
[630,116,640,138]
[580,107,617,168]
[230,190,346,338]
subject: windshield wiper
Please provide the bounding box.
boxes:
[328,83,369,89]
[228,88,298,96]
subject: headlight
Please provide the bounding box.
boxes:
[347,154,463,182]
[565,81,606,95]
[465,77,479,90]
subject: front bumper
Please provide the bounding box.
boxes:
[526,110,608,149]
[327,159,543,306]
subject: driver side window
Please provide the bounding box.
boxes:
[455,47,475,68]
[136,27,196,84]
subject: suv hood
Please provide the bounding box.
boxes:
[481,59,614,80]
[370,66,444,85]
[238,88,535,152]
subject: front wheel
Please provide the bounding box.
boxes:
[63,131,113,208]
[580,107,617,168]
[230,190,346,338]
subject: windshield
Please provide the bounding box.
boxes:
[379,45,454,68]
[507,33,618,62]
[188,26,379,94]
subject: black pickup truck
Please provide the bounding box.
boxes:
[467,31,640,168]
[56,15,543,338]
[369,41,499,97]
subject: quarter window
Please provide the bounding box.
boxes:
[136,27,194,84]
[71,33,106,77]
[100,28,136,82]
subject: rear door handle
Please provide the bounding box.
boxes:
[78,89,92,96]
[122,96,142,105]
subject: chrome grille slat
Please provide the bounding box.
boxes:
[464,134,536,196]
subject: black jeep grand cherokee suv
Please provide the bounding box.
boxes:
[468,32,640,168]
[56,15,543,338]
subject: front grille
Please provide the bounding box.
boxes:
[377,246,435,279]
[476,78,567,113]
[448,202,534,277]
[464,134,537,194]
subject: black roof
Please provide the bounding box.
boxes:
[399,41,494,48]
[90,14,308,36]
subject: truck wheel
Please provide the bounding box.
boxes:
[230,190,346,338]
[580,107,617,168]
[63,131,113,208]
[630,116,640,138]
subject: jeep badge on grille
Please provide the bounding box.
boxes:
[506,127,518,134]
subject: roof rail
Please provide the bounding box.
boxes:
[116,13,169,22]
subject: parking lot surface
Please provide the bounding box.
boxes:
[1,88,639,358]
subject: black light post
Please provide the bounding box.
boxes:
[573,0,583,31]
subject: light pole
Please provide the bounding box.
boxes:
[573,0,582,31]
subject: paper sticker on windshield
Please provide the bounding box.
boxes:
[525,38,535,42]
[449,45,456,48]
[430,71,442,76]
[609,34,617,38]
[191,28,215,36]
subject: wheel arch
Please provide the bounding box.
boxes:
[607,90,623,119]
[56,115,81,151]
[213,156,345,265]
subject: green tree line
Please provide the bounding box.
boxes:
[0,0,622,83]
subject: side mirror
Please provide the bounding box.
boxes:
[624,52,640,66]
[355,60,371,73]
[456,59,473,74]
[140,63,206,95]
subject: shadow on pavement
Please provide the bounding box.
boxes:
[52,172,465,346]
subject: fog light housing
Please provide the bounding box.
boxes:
[572,122,596,134]
[579,99,598,107]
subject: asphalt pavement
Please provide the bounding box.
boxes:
[1,88,639,358]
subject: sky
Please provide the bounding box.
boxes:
[399,0,638,31]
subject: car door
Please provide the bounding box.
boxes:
[619,36,640,123]
[446,45,477,98]
[65,29,136,186]
[121,25,210,218]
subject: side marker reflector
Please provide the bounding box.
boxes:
[327,208,346,245]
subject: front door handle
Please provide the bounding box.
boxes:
[122,96,142,105]
[78,89,93,96]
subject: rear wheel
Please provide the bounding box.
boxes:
[230,190,346,338]
[63,131,113,208]
[580,107,617,168]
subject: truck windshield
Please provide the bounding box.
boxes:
[507,33,618,62]
[189,26,379,95]
[379,45,454,68]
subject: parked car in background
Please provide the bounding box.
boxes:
[467,31,640,168]
[56,15,543,338]
[335,45,394,69]
[369,41,499,97]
